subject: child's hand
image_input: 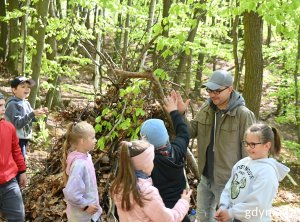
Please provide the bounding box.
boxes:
[214,209,230,222]
[33,107,48,117]
[19,173,27,188]
[171,90,190,114]
[85,204,99,215]
[163,95,177,113]
[180,189,192,203]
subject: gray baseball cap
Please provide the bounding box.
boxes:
[202,70,233,90]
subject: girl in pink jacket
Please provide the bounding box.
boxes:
[110,140,192,222]
[62,121,102,222]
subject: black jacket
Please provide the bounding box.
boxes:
[151,110,190,210]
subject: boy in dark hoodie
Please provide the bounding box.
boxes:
[0,92,27,221]
[5,76,48,157]
[140,95,191,222]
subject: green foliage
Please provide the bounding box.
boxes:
[154,69,170,80]
[283,140,300,163]
[95,81,147,150]
[32,115,50,147]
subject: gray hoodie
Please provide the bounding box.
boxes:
[5,96,35,139]
[219,157,290,222]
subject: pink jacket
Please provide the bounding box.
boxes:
[63,151,102,222]
[114,177,189,222]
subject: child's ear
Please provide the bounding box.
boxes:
[264,141,272,150]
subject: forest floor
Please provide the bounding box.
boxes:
[0,66,299,221]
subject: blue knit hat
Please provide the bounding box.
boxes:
[140,119,169,149]
[0,92,4,100]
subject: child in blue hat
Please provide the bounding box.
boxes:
[140,94,191,222]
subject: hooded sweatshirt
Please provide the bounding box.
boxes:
[5,96,36,139]
[63,151,102,222]
[203,90,247,181]
[219,156,290,222]
[0,119,26,184]
[188,90,256,188]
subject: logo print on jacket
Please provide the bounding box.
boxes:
[231,173,246,199]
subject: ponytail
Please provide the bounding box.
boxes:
[62,123,74,186]
[62,121,95,185]
[246,123,282,157]
[110,141,145,211]
[271,127,281,156]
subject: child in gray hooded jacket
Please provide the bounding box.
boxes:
[5,76,48,157]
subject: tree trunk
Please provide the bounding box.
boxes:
[193,52,205,96]
[185,52,192,92]
[45,0,64,110]
[294,25,300,143]
[114,0,123,62]
[20,0,31,75]
[232,14,240,90]
[266,24,272,47]
[156,0,172,70]
[193,0,207,96]
[28,0,50,108]
[121,0,131,70]
[92,6,98,35]
[174,3,203,84]
[0,0,7,61]
[56,0,63,18]
[7,0,20,75]
[139,0,156,71]
[243,11,263,118]
[94,8,104,95]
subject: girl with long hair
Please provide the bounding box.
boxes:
[215,123,290,222]
[62,121,102,222]
[110,140,192,222]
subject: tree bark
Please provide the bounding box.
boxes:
[139,0,156,71]
[7,0,20,75]
[156,0,172,70]
[173,0,206,84]
[28,0,50,108]
[121,0,131,70]
[114,0,123,62]
[232,13,240,90]
[294,25,300,143]
[20,0,31,75]
[243,11,263,118]
[266,24,272,47]
[45,0,64,110]
[0,0,8,61]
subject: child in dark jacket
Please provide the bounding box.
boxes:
[0,92,27,221]
[140,94,191,222]
[5,76,48,157]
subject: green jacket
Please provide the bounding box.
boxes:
[188,92,256,188]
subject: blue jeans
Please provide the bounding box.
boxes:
[197,176,223,222]
[0,178,25,222]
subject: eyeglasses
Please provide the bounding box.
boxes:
[243,141,263,149]
[206,87,228,95]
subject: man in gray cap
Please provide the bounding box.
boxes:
[173,70,255,222]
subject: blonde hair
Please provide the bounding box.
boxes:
[62,121,95,185]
